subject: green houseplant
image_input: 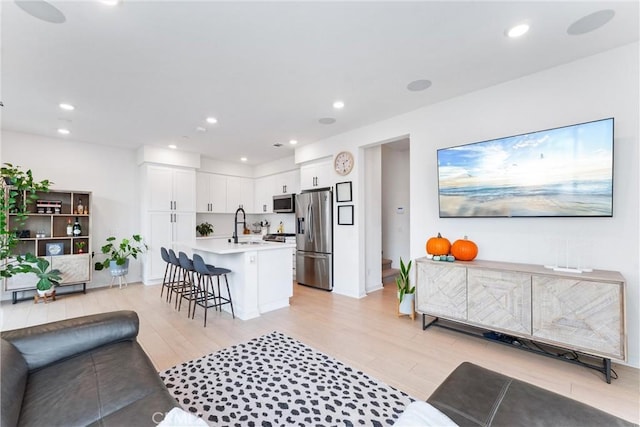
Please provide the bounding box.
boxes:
[95,234,148,276]
[21,253,62,295]
[396,257,414,301]
[396,258,415,317]
[1,163,52,279]
[196,221,214,237]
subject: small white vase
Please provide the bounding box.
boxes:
[398,293,415,314]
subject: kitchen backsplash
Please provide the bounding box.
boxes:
[196,213,296,238]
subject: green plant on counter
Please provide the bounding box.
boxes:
[396,257,414,302]
[196,222,214,236]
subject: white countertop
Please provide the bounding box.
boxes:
[192,238,295,255]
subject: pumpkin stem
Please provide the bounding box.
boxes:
[437,232,442,238]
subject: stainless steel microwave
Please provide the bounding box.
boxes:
[273,194,295,213]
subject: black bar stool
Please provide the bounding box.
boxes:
[177,252,198,316]
[167,249,184,307]
[192,253,234,326]
[159,247,174,300]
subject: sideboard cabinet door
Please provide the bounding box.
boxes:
[532,276,624,359]
[416,261,467,320]
[467,268,531,335]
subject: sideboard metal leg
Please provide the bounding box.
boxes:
[604,358,612,384]
[422,314,438,330]
[12,291,17,304]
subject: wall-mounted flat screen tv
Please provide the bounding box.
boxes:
[437,118,614,218]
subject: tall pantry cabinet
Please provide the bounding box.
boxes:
[140,164,196,284]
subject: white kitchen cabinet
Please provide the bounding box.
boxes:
[254,175,274,214]
[146,165,195,212]
[141,164,196,284]
[300,159,332,190]
[226,176,253,213]
[144,211,195,282]
[197,172,227,213]
[274,170,300,195]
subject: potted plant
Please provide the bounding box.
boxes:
[21,253,62,296]
[1,163,52,279]
[95,234,147,277]
[396,257,415,318]
[196,222,214,237]
[75,241,86,254]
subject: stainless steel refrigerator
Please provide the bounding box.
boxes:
[295,189,333,291]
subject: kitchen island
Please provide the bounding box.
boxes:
[189,239,296,320]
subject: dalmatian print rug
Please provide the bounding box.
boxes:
[160,331,415,426]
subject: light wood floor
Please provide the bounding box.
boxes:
[2,283,638,424]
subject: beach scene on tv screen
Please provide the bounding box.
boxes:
[438,119,613,217]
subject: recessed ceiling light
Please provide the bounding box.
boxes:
[168,144,177,149]
[289,140,298,145]
[59,103,74,111]
[100,0,120,5]
[406,79,432,92]
[333,100,344,109]
[15,0,66,24]
[567,10,615,35]
[57,128,70,135]
[506,23,530,38]
[319,117,336,125]
[206,117,218,124]
[240,157,248,162]
[196,126,207,133]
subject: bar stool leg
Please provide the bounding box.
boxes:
[224,274,235,319]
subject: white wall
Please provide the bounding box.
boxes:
[298,43,640,367]
[381,144,410,269]
[1,131,143,295]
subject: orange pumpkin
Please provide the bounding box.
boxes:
[451,236,478,261]
[426,233,451,256]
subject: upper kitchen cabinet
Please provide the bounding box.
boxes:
[197,173,253,213]
[145,165,196,212]
[196,172,227,213]
[227,176,254,213]
[300,158,332,190]
[274,170,300,195]
[254,175,274,214]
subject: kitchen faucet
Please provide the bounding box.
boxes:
[233,207,246,244]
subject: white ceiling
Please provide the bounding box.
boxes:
[2,1,638,165]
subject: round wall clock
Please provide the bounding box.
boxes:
[334,151,354,176]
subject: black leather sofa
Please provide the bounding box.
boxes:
[427,362,637,427]
[1,310,178,426]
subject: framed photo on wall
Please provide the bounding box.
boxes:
[337,205,354,225]
[336,181,352,203]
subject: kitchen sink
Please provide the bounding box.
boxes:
[237,241,265,245]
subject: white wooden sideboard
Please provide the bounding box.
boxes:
[415,257,627,383]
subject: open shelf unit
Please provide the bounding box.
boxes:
[4,189,92,303]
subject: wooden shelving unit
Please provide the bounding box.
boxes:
[4,189,92,303]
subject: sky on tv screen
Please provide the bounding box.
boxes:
[437,118,613,217]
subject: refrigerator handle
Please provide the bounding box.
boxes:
[297,217,305,234]
[308,204,313,242]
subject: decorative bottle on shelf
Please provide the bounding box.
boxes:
[73,217,82,237]
[77,199,84,215]
[66,219,73,236]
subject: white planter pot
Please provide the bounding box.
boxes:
[37,287,55,297]
[398,293,415,314]
[109,259,129,277]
